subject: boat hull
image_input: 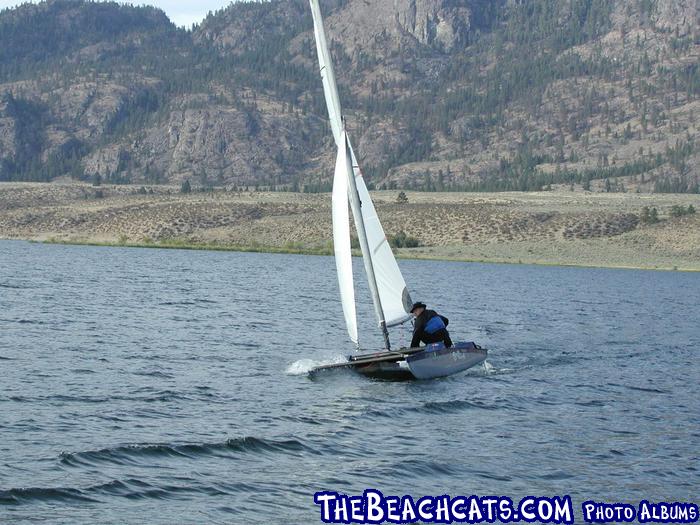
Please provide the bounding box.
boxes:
[406,342,487,380]
[350,342,487,380]
[353,360,415,381]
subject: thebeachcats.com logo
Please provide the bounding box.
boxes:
[313,490,699,524]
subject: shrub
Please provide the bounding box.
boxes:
[670,204,696,217]
[388,231,421,248]
[640,206,659,224]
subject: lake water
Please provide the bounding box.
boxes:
[0,240,698,524]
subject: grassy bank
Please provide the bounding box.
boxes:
[35,236,700,272]
[39,237,335,257]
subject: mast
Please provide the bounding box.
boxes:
[309,0,343,146]
[341,127,391,351]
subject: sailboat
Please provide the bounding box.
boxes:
[308,0,487,380]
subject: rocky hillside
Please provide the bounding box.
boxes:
[0,0,698,192]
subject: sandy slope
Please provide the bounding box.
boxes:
[1,183,698,271]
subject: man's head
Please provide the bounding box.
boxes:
[410,302,427,317]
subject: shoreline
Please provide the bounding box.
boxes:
[6,236,697,273]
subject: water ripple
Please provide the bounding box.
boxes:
[59,437,315,467]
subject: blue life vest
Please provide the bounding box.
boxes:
[425,315,446,334]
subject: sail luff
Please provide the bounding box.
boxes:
[332,145,358,345]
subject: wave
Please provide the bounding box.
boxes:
[132,370,175,379]
[0,478,239,506]
[574,399,608,407]
[0,283,30,289]
[44,390,202,404]
[620,384,670,395]
[71,368,96,375]
[358,396,513,419]
[600,427,639,436]
[88,479,228,500]
[0,487,98,505]
[158,298,217,306]
[401,459,462,477]
[59,436,314,467]
[417,396,515,414]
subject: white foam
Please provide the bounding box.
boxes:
[481,360,514,375]
[285,359,317,375]
[285,356,346,375]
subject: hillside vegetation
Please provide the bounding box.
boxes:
[1,183,698,270]
[0,0,698,193]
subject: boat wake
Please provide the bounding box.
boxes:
[480,360,514,375]
[285,357,346,375]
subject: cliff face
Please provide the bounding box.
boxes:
[0,0,698,192]
[320,0,484,54]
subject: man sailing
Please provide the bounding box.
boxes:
[409,302,453,349]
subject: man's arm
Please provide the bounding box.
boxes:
[411,314,426,348]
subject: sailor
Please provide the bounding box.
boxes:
[409,302,453,348]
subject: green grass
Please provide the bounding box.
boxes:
[41,237,335,256]
[36,237,700,272]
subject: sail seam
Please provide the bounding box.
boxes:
[373,238,388,256]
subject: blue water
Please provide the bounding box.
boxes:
[1,240,698,524]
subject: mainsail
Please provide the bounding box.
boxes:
[310,0,413,345]
[347,145,413,327]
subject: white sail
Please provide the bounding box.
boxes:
[332,145,358,345]
[348,145,413,327]
[309,0,343,146]
[309,0,413,331]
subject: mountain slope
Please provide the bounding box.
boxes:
[0,0,697,192]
